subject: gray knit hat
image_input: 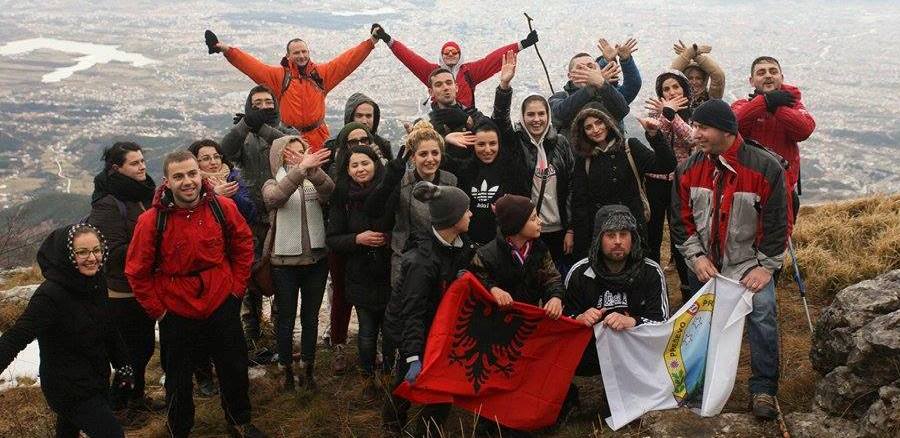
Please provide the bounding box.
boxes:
[412,181,470,230]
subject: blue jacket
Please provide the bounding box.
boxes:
[596,56,642,104]
[228,168,257,225]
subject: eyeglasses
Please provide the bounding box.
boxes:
[74,247,103,260]
[198,154,222,163]
[347,138,371,147]
[442,49,459,56]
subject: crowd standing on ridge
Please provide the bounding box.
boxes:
[0,20,815,438]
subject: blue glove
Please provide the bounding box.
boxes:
[404,360,422,384]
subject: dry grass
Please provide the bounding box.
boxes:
[0,264,43,290]
[1,194,898,437]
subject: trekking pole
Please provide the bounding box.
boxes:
[523,12,555,94]
[787,237,815,334]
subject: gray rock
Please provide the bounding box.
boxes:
[640,409,779,437]
[815,366,880,418]
[1,284,38,301]
[859,382,900,437]
[847,310,900,385]
[784,410,862,438]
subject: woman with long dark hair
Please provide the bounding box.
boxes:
[326,145,394,397]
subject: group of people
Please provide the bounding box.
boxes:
[0,21,815,438]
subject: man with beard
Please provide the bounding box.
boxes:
[324,92,394,174]
[732,56,815,220]
[561,205,669,420]
[221,85,293,362]
[88,141,164,418]
[125,150,263,437]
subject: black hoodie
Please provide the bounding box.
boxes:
[324,92,393,164]
[0,225,128,411]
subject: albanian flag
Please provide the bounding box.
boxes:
[394,272,592,430]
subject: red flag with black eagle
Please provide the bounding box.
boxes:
[394,272,592,430]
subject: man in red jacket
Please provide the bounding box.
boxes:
[125,150,262,438]
[732,56,815,219]
[205,28,379,152]
[371,24,538,109]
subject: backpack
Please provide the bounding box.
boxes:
[82,197,128,225]
[280,65,324,96]
[152,193,229,272]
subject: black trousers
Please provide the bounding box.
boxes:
[159,295,251,438]
[55,394,124,438]
[646,177,691,302]
[540,230,573,278]
[107,296,156,408]
[382,359,451,436]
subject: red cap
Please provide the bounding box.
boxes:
[441,41,461,54]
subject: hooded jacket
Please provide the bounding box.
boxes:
[731,83,816,190]
[261,135,335,266]
[88,170,155,293]
[671,135,789,280]
[563,205,669,325]
[549,78,629,140]
[470,235,564,306]
[221,87,297,223]
[0,226,128,411]
[570,109,677,257]
[324,93,393,169]
[125,184,254,320]
[387,39,522,108]
[646,70,696,181]
[223,39,376,151]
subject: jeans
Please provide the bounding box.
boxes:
[272,260,329,365]
[159,296,251,437]
[107,296,155,408]
[55,395,124,438]
[687,272,779,396]
[357,306,393,375]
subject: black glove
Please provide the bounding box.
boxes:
[764,90,795,113]
[244,107,276,133]
[432,107,469,131]
[386,147,411,177]
[662,107,676,121]
[232,113,245,125]
[205,30,221,54]
[371,23,390,43]
[113,365,135,391]
[520,30,539,49]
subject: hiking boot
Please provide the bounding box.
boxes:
[303,362,318,392]
[751,393,778,420]
[227,423,268,438]
[331,344,348,374]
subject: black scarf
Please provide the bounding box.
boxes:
[92,171,156,204]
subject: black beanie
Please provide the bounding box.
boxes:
[412,181,470,230]
[692,99,738,134]
[494,194,535,236]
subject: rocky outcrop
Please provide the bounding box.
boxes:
[808,269,900,437]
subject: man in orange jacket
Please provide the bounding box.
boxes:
[206,28,380,152]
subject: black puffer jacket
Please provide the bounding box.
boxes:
[325,177,393,309]
[88,171,155,293]
[0,226,128,412]
[384,231,476,360]
[470,235,564,306]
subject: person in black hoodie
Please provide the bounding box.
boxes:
[87,142,162,414]
[382,181,474,437]
[0,224,133,438]
[443,50,530,246]
[221,85,295,362]
[569,107,676,259]
[561,205,669,419]
[325,145,394,397]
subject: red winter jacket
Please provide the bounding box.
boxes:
[125,185,254,320]
[670,135,790,280]
[731,84,815,190]
[388,39,520,108]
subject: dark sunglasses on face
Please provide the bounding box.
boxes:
[347,137,371,147]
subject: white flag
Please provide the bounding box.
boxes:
[595,275,753,430]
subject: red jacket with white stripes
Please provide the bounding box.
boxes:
[670,135,790,280]
[731,84,816,190]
